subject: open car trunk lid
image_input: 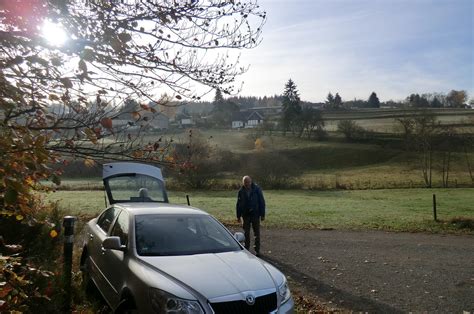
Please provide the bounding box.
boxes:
[103,162,168,205]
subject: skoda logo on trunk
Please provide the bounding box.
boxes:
[245,294,255,305]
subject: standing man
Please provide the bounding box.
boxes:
[236,175,266,257]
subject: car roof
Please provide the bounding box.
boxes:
[113,202,210,216]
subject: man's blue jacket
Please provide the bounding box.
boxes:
[236,183,266,219]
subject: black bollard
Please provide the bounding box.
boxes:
[186,194,191,206]
[63,216,76,312]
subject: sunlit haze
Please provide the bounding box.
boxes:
[41,20,68,47]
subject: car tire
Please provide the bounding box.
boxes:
[81,254,95,293]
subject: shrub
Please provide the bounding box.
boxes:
[172,130,220,189]
[337,120,366,141]
[0,204,63,312]
[244,152,302,189]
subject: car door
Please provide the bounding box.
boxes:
[99,209,130,309]
[87,206,120,302]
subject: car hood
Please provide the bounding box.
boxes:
[139,250,277,299]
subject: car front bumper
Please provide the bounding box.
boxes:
[277,296,295,314]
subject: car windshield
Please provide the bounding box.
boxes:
[135,214,242,256]
[105,174,166,203]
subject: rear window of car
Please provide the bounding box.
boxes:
[135,214,241,256]
[105,174,167,203]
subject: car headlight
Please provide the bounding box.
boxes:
[149,288,204,314]
[278,278,291,305]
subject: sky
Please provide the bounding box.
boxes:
[235,0,473,102]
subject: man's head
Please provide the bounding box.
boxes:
[242,175,252,189]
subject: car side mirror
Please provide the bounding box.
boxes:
[234,232,245,243]
[102,236,126,251]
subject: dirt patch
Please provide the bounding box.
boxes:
[248,227,474,313]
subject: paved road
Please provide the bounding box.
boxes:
[256,228,474,313]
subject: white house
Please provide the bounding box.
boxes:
[231,112,248,129]
[231,110,265,129]
[245,111,264,128]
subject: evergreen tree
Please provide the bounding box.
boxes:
[325,92,335,109]
[214,88,224,105]
[407,94,429,108]
[368,92,380,108]
[211,89,239,127]
[334,93,343,109]
[281,79,302,135]
[431,96,443,108]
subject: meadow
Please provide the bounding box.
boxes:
[176,129,472,189]
[48,188,474,234]
[52,109,474,234]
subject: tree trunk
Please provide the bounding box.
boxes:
[441,151,451,188]
[446,151,451,188]
[442,152,447,187]
[421,144,431,188]
[428,148,432,188]
[464,146,474,185]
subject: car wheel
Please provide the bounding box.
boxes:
[81,254,95,293]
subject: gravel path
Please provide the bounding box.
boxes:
[253,228,474,313]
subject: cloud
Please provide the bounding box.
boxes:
[236,0,473,101]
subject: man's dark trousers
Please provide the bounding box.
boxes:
[243,215,260,254]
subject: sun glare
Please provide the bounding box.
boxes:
[41,20,68,47]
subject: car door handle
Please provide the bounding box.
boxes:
[89,234,94,241]
[101,246,106,254]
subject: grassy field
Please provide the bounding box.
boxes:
[66,128,472,189]
[316,108,474,133]
[47,188,474,234]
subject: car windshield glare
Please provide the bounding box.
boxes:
[135,214,242,256]
[105,174,166,203]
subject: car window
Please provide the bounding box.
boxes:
[110,210,129,246]
[202,220,227,243]
[97,207,118,233]
[135,214,241,256]
[106,174,167,203]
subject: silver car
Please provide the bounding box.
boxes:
[80,162,294,313]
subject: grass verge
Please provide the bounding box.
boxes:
[47,188,474,234]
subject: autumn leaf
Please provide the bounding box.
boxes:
[100,117,113,129]
[50,57,61,66]
[60,77,73,89]
[110,37,123,52]
[84,128,98,144]
[0,284,12,298]
[131,112,141,120]
[49,230,58,238]
[81,48,94,61]
[118,32,132,43]
[48,94,60,101]
[84,158,95,168]
[25,176,35,186]
[78,59,87,73]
